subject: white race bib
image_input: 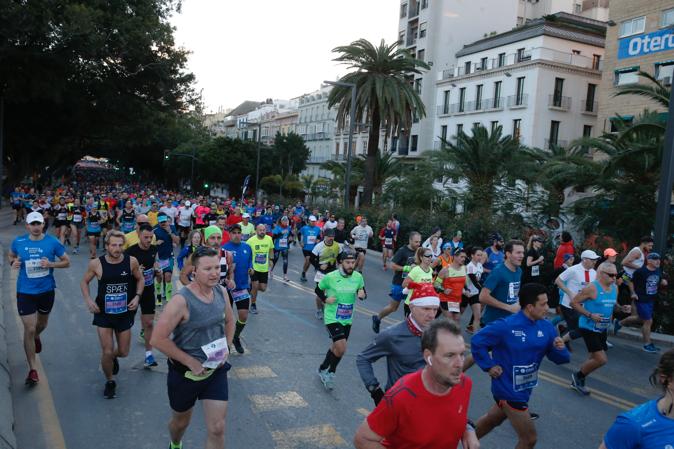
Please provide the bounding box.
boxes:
[201,337,229,369]
[314,271,326,283]
[25,259,49,279]
[531,265,540,276]
[513,363,539,392]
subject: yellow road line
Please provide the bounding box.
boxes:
[10,271,67,449]
[270,424,347,449]
[249,391,308,412]
[356,408,370,417]
[233,365,278,380]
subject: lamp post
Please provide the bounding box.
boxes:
[241,121,262,204]
[653,83,674,254]
[324,80,357,208]
[168,148,199,192]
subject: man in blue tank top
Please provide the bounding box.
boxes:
[570,262,627,396]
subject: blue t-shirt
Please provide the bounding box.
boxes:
[272,225,291,250]
[482,263,522,324]
[300,225,321,251]
[604,399,674,449]
[153,227,174,260]
[633,266,661,302]
[10,191,24,206]
[11,234,66,294]
[223,241,253,290]
[255,215,274,234]
[484,247,504,271]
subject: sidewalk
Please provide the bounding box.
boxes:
[0,233,17,449]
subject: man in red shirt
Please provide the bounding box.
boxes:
[226,207,242,227]
[354,320,478,449]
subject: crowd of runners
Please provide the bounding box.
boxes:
[6,182,674,449]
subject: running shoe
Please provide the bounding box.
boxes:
[168,442,183,449]
[571,372,590,396]
[34,336,42,354]
[612,319,622,336]
[138,329,145,344]
[283,275,290,282]
[233,337,244,354]
[144,353,158,368]
[643,343,661,353]
[315,310,323,320]
[155,297,162,307]
[104,380,116,399]
[530,412,540,421]
[25,369,39,386]
[250,303,258,315]
[606,340,614,349]
[112,357,119,375]
[300,274,307,282]
[371,315,381,334]
[325,372,336,390]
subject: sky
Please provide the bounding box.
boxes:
[171,0,399,113]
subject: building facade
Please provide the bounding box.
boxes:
[296,87,338,178]
[434,12,606,150]
[597,0,674,131]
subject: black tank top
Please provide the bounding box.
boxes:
[96,254,135,314]
[121,209,135,222]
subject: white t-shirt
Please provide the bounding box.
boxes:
[323,220,338,230]
[558,263,596,308]
[160,206,178,225]
[422,237,444,250]
[466,261,484,296]
[177,207,193,227]
[351,225,373,248]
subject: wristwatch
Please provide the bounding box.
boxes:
[366,384,379,393]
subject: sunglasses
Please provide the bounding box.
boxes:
[422,254,433,258]
[602,272,618,278]
[28,222,43,226]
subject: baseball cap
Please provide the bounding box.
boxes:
[442,242,452,251]
[563,253,574,262]
[647,252,661,260]
[580,250,600,260]
[242,213,250,219]
[157,215,168,223]
[185,200,191,207]
[309,215,317,222]
[603,248,618,257]
[27,212,44,224]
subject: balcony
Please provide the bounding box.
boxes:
[548,95,571,111]
[581,100,599,116]
[507,94,528,109]
[437,105,451,116]
[408,1,420,18]
[406,35,417,47]
[544,139,568,149]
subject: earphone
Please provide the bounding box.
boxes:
[427,356,433,366]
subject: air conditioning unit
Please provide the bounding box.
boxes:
[662,76,672,87]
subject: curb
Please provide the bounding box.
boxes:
[0,239,17,449]
[614,326,674,348]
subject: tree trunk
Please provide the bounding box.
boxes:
[362,108,381,207]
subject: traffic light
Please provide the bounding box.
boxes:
[203,183,209,189]
[164,150,170,160]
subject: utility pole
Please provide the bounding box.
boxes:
[653,84,674,254]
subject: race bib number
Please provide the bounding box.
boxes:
[73,215,83,223]
[594,316,611,332]
[531,265,540,277]
[384,238,393,246]
[104,293,128,314]
[57,212,67,220]
[513,364,539,392]
[209,220,217,226]
[646,275,659,295]
[508,282,520,304]
[255,253,267,265]
[158,259,170,270]
[336,303,354,320]
[143,268,155,286]
[307,235,316,245]
[314,271,326,283]
[201,337,229,369]
[279,238,288,248]
[231,289,251,302]
[121,222,134,233]
[88,222,101,232]
[25,259,49,279]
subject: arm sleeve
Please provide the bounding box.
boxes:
[603,415,640,449]
[483,269,500,291]
[356,334,393,388]
[470,320,503,371]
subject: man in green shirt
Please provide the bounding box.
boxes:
[246,224,274,314]
[317,249,366,390]
[239,213,255,242]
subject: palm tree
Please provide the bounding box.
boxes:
[328,38,429,206]
[614,70,669,108]
[429,124,529,212]
[354,151,403,199]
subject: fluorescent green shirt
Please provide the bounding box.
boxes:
[405,265,434,305]
[240,223,255,241]
[246,235,274,272]
[318,270,365,325]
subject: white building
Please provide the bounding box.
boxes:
[434,12,606,150]
[296,87,338,179]
[396,0,609,156]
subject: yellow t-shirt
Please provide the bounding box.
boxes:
[147,211,159,227]
[122,230,157,250]
[247,235,274,272]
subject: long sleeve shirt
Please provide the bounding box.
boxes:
[356,320,425,391]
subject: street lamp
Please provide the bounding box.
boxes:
[166,147,199,192]
[323,80,357,208]
[653,83,674,254]
[240,121,262,204]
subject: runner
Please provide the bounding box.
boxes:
[570,262,622,396]
[472,282,570,449]
[464,246,484,334]
[117,200,137,234]
[316,249,366,390]
[154,213,179,306]
[333,218,349,245]
[378,220,397,271]
[356,282,439,405]
[614,252,667,353]
[447,230,464,254]
[435,247,468,321]
[176,200,194,246]
[124,224,160,368]
[311,228,342,320]
[223,224,253,354]
[298,215,321,282]
[599,348,674,449]
[150,246,235,449]
[11,186,25,224]
[371,232,421,333]
[484,233,505,278]
[350,217,374,273]
[239,213,255,242]
[9,212,70,385]
[86,202,104,258]
[80,230,144,398]
[522,235,545,285]
[52,197,69,245]
[401,247,436,317]
[67,198,86,254]
[246,223,274,315]
[271,216,292,282]
[353,319,477,449]
[480,239,524,325]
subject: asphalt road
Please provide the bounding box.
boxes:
[0,208,663,449]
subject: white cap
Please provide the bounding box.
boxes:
[242,213,250,218]
[309,215,317,221]
[185,201,191,206]
[580,249,600,260]
[27,212,44,224]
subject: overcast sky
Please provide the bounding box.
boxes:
[171,0,398,113]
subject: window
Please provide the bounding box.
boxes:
[411,135,418,152]
[592,54,601,70]
[515,77,525,105]
[456,124,464,135]
[398,31,405,45]
[459,87,466,112]
[464,61,471,75]
[491,121,499,133]
[419,23,427,38]
[421,0,428,9]
[335,142,340,156]
[480,57,488,70]
[441,125,448,141]
[400,3,408,18]
[615,67,640,86]
[512,119,521,140]
[585,83,597,112]
[549,121,560,147]
[473,122,481,129]
[553,77,564,107]
[516,48,526,62]
[583,125,592,137]
[574,3,582,14]
[662,8,674,27]
[442,90,451,114]
[417,49,425,61]
[656,62,674,83]
[493,81,502,108]
[572,49,581,55]
[414,78,422,94]
[498,53,506,67]
[619,16,645,38]
[475,84,483,110]
[610,116,634,132]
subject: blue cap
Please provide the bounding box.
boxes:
[442,242,452,250]
[647,252,661,260]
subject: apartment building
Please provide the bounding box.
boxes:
[597,0,674,131]
[434,12,606,149]
[258,108,298,146]
[296,87,338,178]
[396,0,609,156]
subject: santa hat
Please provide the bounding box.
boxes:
[406,282,440,307]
